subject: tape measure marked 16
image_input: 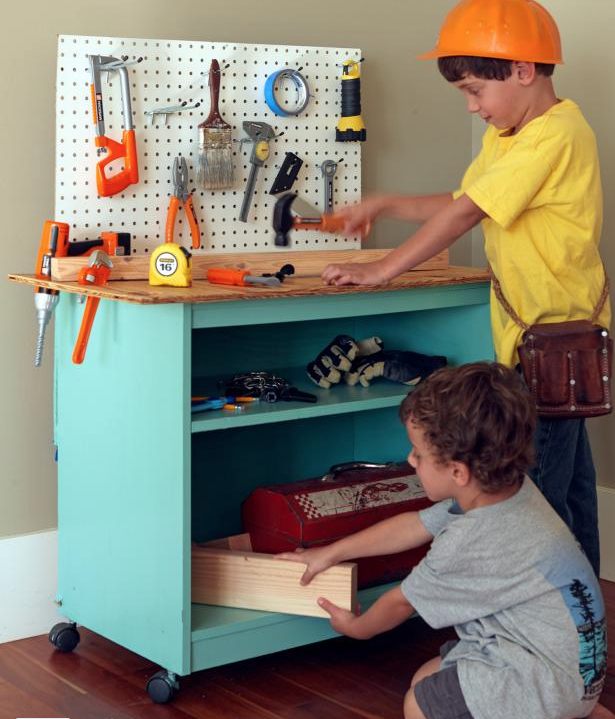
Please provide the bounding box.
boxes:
[149,243,192,287]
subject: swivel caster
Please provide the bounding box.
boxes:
[146,669,179,704]
[48,622,80,653]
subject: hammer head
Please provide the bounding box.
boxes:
[272,193,297,247]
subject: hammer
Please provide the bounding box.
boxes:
[272,193,370,247]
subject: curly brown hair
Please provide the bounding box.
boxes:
[399,362,536,493]
[438,56,555,82]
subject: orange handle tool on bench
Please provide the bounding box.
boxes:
[206,267,281,287]
[207,267,253,286]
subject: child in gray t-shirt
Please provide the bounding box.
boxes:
[278,362,612,719]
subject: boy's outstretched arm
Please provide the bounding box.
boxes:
[318,585,415,640]
[277,511,433,585]
[336,193,455,233]
[322,194,486,286]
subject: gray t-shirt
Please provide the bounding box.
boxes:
[401,478,606,719]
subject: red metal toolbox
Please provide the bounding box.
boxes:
[242,462,433,588]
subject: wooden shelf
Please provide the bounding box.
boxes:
[190,582,395,671]
[191,367,410,432]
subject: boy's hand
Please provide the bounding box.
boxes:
[335,195,388,234]
[275,546,337,585]
[321,260,389,287]
[317,597,364,638]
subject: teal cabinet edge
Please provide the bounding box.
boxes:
[191,282,490,328]
[54,298,193,675]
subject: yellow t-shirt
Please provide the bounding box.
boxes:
[456,99,611,368]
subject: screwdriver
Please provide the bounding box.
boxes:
[207,267,281,287]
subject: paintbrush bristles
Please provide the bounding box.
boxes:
[197,127,234,190]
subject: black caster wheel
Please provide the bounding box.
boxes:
[48,622,80,653]
[146,669,179,704]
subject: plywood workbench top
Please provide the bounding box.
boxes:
[8,249,489,305]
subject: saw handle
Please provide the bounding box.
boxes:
[95,129,139,197]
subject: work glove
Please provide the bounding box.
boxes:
[345,350,447,388]
[306,335,383,388]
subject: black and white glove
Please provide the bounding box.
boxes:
[306,335,383,388]
[346,350,447,387]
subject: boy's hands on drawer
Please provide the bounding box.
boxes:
[319,586,415,640]
[276,545,339,585]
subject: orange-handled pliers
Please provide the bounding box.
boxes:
[72,250,113,365]
[166,156,200,249]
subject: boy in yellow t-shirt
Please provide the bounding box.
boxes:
[322,0,611,576]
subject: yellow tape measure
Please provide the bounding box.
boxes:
[149,243,192,287]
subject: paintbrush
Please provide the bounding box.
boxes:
[197,59,234,189]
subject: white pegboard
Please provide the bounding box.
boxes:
[55,35,363,254]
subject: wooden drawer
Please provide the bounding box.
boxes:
[192,534,357,618]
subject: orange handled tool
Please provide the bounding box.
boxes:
[72,251,113,365]
[166,157,200,249]
[273,193,371,247]
[89,55,140,197]
[93,130,139,197]
[207,268,281,287]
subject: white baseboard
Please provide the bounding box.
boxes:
[1,490,614,645]
[0,529,63,644]
[598,485,615,581]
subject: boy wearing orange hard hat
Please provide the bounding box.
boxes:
[318,1,613,717]
[324,0,608,579]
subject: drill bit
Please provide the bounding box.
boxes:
[34,291,59,367]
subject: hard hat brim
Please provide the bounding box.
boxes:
[417,48,563,64]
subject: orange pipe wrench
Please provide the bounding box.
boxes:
[72,251,113,365]
[166,156,200,249]
[89,55,140,197]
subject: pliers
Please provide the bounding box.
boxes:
[166,156,200,249]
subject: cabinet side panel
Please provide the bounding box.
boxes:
[54,297,191,675]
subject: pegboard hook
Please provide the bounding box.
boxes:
[205,62,231,86]
[144,101,202,126]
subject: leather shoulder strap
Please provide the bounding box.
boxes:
[487,264,610,329]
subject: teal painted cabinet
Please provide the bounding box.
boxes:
[52,280,492,694]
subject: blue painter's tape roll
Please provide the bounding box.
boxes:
[264,69,310,117]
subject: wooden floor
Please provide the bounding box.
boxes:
[1,580,614,719]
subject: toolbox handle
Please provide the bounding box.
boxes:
[320,461,396,482]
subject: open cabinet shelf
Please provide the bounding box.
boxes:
[191,366,411,432]
[49,276,491,680]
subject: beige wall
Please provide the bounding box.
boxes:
[1,0,613,538]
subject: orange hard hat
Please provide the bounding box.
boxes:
[419,0,563,65]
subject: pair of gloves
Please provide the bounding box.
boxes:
[306,334,447,389]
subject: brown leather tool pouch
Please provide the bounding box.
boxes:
[489,266,612,418]
[518,320,612,418]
